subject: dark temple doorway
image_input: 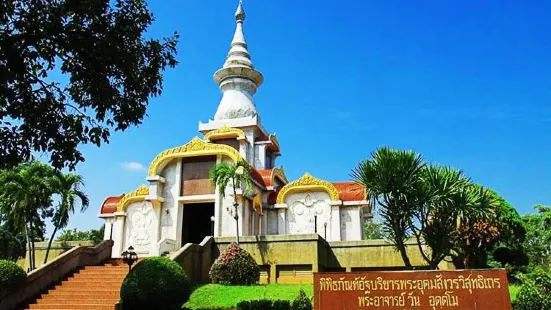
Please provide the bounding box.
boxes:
[181,202,215,245]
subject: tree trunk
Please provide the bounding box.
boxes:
[29,221,36,270]
[24,223,33,271]
[44,225,59,264]
[396,238,413,269]
[232,179,239,245]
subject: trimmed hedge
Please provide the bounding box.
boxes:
[237,299,291,310]
[0,259,26,296]
[210,243,260,285]
[120,257,191,310]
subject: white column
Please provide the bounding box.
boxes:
[350,208,362,241]
[257,144,267,169]
[103,219,113,240]
[277,208,286,234]
[214,155,222,237]
[331,205,341,241]
[171,159,183,242]
[111,213,126,258]
[150,204,162,256]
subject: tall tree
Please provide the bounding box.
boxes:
[209,160,253,244]
[454,190,524,269]
[352,147,425,269]
[0,162,53,270]
[0,0,178,170]
[43,171,89,263]
[522,205,551,269]
[414,166,496,269]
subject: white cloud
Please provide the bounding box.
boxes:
[120,161,146,171]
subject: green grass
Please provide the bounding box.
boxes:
[184,284,313,309]
[509,284,521,303]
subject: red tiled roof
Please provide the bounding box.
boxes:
[100,195,124,214]
[251,168,288,188]
[332,182,367,201]
[258,169,274,187]
[250,168,266,188]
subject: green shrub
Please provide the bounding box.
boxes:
[273,300,292,310]
[291,289,312,310]
[237,299,290,310]
[0,260,26,296]
[120,257,191,310]
[512,268,551,310]
[209,242,260,285]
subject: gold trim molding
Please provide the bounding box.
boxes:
[252,194,263,215]
[204,125,245,141]
[148,137,242,176]
[117,185,149,212]
[276,173,340,204]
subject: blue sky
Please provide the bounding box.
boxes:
[60,0,550,231]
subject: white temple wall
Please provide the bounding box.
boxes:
[266,209,278,235]
[111,215,125,258]
[284,192,333,240]
[160,160,179,242]
[340,206,362,241]
[244,129,255,164]
[123,201,155,256]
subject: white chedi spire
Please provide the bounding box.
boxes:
[213,1,263,120]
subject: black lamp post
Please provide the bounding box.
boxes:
[121,246,138,272]
[324,222,328,240]
[314,215,318,233]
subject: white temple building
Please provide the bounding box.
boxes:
[99,2,371,258]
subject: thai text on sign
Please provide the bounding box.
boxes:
[313,269,511,310]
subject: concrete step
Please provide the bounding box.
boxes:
[27,304,115,309]
[61,278,124,284]
[41,291,120,299]
[32,298,118,305]
[50,286,119,292]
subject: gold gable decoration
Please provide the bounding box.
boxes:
[272,167,289,184]
[148,137,242,176]
[276,173,340,204]
[117,185,149,212]
[204,125,245,141]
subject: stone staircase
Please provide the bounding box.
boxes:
[23,260,128,310]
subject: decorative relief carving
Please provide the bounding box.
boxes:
[126,202,153,252]
[276,173,340,204]
[117,185,149,212]
[148,136,243,176]
[288,194,331,234]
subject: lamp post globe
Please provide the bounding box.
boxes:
[121,246,138,272]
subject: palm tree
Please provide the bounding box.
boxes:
[209,160,253,244]
[43,171,89,263]
[0,161,53,270]
[414,165,495,269]
[351,147,425,269]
